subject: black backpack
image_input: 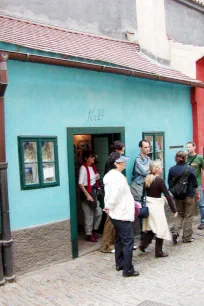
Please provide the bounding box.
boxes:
[169,167,189,200]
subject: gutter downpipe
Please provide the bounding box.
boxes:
[1,49,203,88]
[0,52,15,284]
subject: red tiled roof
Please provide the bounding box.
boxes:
[0,15,203,87]
[190,0,204,6]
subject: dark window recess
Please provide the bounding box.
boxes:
[18,136,60,190]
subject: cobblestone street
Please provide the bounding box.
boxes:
[1,218,204,306]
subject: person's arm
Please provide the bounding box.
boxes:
[201,157,204,174]
[78,166,93,201]
[189,170,200,202]
[104,179,122,210]
[160,178,177,213]
[135,157,149,177]
[167,170,172,186]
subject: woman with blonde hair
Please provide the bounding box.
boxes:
[139,160,177,257]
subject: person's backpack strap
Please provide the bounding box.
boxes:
[188,154,197,166]
[141,183,146,207]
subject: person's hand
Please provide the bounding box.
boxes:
[196,194,200,203]
[173,212,178,218]
[87,194,94,201]
[103,208,109,214]
[95,173,100,180]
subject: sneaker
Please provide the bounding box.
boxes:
[111,249,115,254]
[182,238,194,243]
[133,245,137,250]
[172,233,179,245]
[198,224,204,230]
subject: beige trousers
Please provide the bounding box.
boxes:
[172,197,195,242]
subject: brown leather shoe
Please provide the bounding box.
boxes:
[155,252,168,258]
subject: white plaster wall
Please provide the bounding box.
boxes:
[136,0,170,60]
[135,0,204,79]
[170,42,204,78]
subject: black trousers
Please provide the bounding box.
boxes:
[110,218,134,274]
[141,231,164,255]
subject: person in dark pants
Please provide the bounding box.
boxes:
[100,140,125,253]
[111,219,135,274]
[103,152,139,277]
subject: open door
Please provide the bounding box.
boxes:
[67,127,125,258]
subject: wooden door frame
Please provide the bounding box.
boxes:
[67,127,125,259]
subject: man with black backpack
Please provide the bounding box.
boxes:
[186,141,204,230]
[168,151,200,244]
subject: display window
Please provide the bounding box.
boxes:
[18,137,60,190]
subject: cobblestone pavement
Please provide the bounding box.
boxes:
[1,218,204,306]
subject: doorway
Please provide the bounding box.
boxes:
[67,127,125,258]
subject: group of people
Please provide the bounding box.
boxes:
[78,139,204,277]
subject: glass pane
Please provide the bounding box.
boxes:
[24,163,39,185]
[42,142,55,161]
[156,135,164,169]
[156,135,163,152]
[43,162,56,183]
[156,152,163,167]
[23,142,37,162]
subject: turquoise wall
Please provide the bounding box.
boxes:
[5,60,192,230]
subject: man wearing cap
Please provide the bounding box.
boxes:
[103,152,139,277]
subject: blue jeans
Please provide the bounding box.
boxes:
[110,218,134,274]
[198,186,204,224]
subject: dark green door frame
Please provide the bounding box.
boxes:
[67,127,125,259]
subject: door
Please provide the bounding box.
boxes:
[67,127,125,258]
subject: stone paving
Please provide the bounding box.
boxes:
[1,218,204,306]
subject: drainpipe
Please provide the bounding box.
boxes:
[0,52,15,283]
[0,163,15,282]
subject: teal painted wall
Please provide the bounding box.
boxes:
[5,60,192,230]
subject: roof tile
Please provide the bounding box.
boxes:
[0,15,203,86]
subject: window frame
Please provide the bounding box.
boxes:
[142,131,165,179]
[18,136,60,190]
